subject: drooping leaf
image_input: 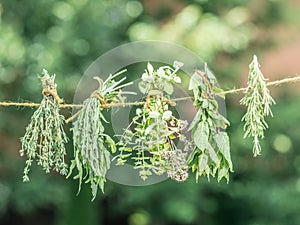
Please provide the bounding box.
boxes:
[193,121,209,150]
[198,153,208,174]
[104,134,117,154]
[214,132,233,171]
[218,165,230,183]
[187,109,202,131]
[207,143,220,167]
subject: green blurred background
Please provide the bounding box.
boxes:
[1,0,300,224]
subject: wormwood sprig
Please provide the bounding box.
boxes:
[116,62,191,182]
[187,66,233,182]
[240,55,275,156]
[20,69,68,182]
[68,69,135,200]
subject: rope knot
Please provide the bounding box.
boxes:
[41,70,63,104]
[90,91,107,105]
[42,89,64,104]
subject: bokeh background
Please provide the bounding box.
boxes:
[1,0,300,225]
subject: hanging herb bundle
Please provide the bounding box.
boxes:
[240,55,275,156]
[187,66,233,182]
[68,70,135,200]
[20,69,68,182]
[116,62,192,182]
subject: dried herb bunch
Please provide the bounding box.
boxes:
[20,69,68,182]
[240,55,275,156]
[116,62,191,182]
[187,66,233,182]
[68,70,134,200]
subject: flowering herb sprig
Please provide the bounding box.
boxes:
[68,69,135,200]
[187,66,233,182]
[20,69,68,182]
[240,55,275,156]
[116,62,191,182]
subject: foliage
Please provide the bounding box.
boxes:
[16,57,289,199]
[1,1,300,225]
[187,67,233,182]
[138,61,183,95]
[240,55,275,156]
[19,70,68,182]
[68,70,134,200]
[116,62,191,181]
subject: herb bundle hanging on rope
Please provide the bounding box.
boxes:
[187,66,233,182]
[240,55,275,156]
[68,70,135,200]
[116,62,192,182]
[20,69,68,182]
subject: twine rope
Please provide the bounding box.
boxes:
[0,75,299,109]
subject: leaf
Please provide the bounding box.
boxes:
[187,109,202,131]
[214,132,233,171]
[138,81,149,94]
[136,108,142,116]
[104,134,116,153]
[207,143,220,167]
[187,147,199,165]
[119,147,132,152]
[193,121,209,150]
[147,62,154,75]
[208,112,230,129]
[148,111,160,119]
[141,73,150,82]
[145,123,155,135]
[199,153,208,173]
[164,81,174,95]
[173,61,184,68]
[99,111,109,123]
[212,86,225,99]
[189,74,202,91]
[202,99,209,108]
[218,165,229,183]
[157,67,165,77]
[162,110,172,120]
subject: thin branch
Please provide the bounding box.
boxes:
[1,75,300,109]
[65,109,82,124]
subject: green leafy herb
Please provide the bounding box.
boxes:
[116,62,191,182]
[187,66,233,182]
[240,55,275,156]
[68,69,134,200]
[20,69,68,182]
[138,61,183,95]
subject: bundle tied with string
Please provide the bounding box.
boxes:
[20,69,68,182]
[67,70,135,200]
[187,67,233,183]
[115,62,192,182]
